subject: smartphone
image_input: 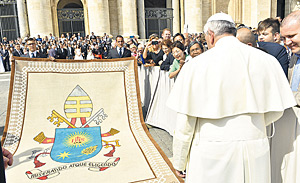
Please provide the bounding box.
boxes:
[152,41,158,45]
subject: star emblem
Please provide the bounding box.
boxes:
[58,151,71,159]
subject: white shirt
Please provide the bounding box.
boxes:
[117,47,124,56]
[29,51,37,58]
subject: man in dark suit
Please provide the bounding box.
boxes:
[12,44,23,57]
[107,35,131,59]
[39,43,48,57]
[2,46,10,71]
[237,27,289,78]
[90,32,96,40]
[81,41,88,60]
[67,43,75,59]
[56,43,68,59]
[20,38,47,58]
[257,41,289,77]
[105,35,112,50]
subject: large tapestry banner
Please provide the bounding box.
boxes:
[2,57,183,183]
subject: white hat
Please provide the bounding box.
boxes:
[207,12,235,24]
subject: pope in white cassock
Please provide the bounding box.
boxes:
[167,13,296,183]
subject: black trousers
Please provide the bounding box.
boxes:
[2,58,10,72]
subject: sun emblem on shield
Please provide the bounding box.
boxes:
[64,132,92,148]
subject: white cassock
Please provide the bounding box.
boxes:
[166,36,296,183]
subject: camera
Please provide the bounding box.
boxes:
[152,41,158,45]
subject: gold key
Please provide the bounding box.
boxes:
[48,110,76,128]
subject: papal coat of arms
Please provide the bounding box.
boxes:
[25,85,121,180]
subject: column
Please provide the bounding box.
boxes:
[166,0,172,8]
[87,0,110,36]
[26,0,53,37]
[122,0,138,37]
[185,0,202,33]
[250,0,272,28]
[201,0,211,30]
[211,0,217,14]
[242,0,252,26]
[137,0,146,39]
[271,0,277,17]
[285,0,292,16]
[51,4,59,37]
[172,0,180,33]
[228,0,242,24]
[180,0,185,32]
[16,0,29,38]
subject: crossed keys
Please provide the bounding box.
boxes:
[81,108,108,128]
[47,110,76,128]
[48,108,108,128]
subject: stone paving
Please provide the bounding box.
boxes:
[0,72,10,136]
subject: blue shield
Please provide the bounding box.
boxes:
[50,127,102,163]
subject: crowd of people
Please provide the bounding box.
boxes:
[1,10,300,183]
[0,19,290,80]
[0,28,209,74]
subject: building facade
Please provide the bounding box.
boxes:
[1,0,300,40]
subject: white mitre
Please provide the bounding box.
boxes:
[166,13,296,123]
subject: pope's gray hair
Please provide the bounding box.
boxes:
[204,20,237,37]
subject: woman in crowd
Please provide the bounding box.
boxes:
[169,41,191,79]
[89,40,95,49]
[44,36,49,43]
[60,34,66,42]
[160,39,174,70]
[143,34,164,66]
[8,46,14,68]
[86,46,94,60]
[130,44,138,57]
[102,46,108,59]
[136,44,144,66]
[187,41,204,58]
[74,45,83,60]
